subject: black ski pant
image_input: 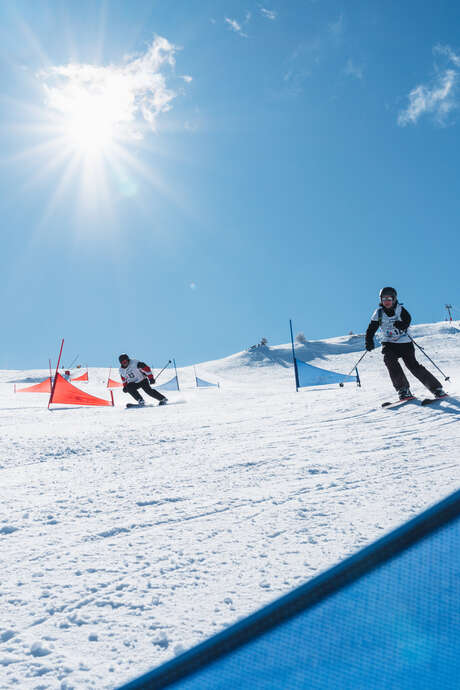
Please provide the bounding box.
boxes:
[125,379,166,403]
[381,342,441,393]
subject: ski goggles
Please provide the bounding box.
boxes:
[381,296,394,303]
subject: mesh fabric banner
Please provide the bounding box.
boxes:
[117,489,460,690]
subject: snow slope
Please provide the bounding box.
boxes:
[1,322,459,689]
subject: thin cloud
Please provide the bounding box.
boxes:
[281,38,321,96]
[329,14,344,36]
[435,43,460,67]
[260,8,277,20]
[398,45,460,126]
[225,17,248,38]
[38,35,186,139]
[281,13,343,97]
[344,58,363,80]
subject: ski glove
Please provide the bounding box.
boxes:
[148,376,155,384]
[393,320,406,331]
[365,341,374,352]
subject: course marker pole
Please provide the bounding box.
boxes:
[289,319,300,392]
[48,339,64,409]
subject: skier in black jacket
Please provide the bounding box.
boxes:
[365,287,446,401]
[118,354,168,406]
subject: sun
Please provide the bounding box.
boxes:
[61,91,119,156]
[43,69,139,160]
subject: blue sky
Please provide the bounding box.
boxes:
[1,0,459,370]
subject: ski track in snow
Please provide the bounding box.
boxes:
[0,323,459,688]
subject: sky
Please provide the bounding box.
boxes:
[1,0,460,370]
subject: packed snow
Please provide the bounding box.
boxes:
[1,322,459,689]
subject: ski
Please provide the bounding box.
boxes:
[126,400,183,409]
[421,395,449,406]
[126,403,154,409]
[382,395,449,408]
[382,397,417,408]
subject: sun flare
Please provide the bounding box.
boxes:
[63,94,118,155]
[16,35,192,218]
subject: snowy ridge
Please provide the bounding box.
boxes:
[0,321,459,688]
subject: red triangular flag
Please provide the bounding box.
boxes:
[71,371,88,382]
[17,377,52,393]
[49,374,113,407]
[107,378,123,388]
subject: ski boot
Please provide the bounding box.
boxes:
[398,388,414,401]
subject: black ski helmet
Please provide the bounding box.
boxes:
[379,287,397,303]
[118,353,129,364]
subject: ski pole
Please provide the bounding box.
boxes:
[66,354,79,370]
[347,351,368,377]
[407,334,450,381]
[155,359,172,381]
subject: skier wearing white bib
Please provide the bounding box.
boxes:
[118,354,167,406]
[365,287,446,401]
